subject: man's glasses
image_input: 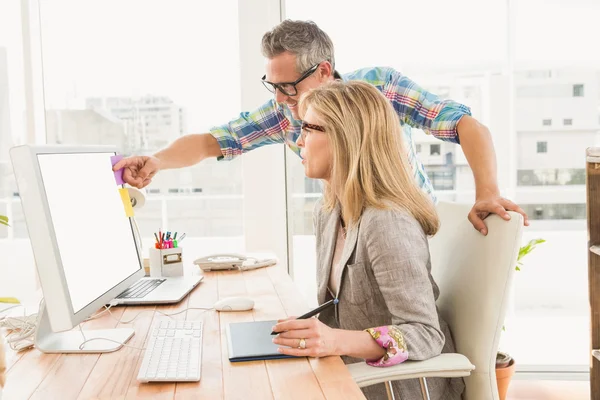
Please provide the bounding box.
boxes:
[299,121,326,142]
[261,63,320,97]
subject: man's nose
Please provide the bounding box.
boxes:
[274,88,288,104]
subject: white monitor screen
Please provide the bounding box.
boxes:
[37,153,141,313]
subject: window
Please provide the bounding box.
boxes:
[521,203,586,220]
[518,169,585,186]
[573,84,584,97]
[563,118,573,126]
[286,0,596,372]
[285,0,503,306]
[537,141,548,153]
[0,1,27,243]
[37,1,245,244]
[427,167,456,191]
[511,0,594,372]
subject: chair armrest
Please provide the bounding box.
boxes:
[347,353,475,388]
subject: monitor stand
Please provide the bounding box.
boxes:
[34,302,135,353]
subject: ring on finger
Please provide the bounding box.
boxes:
[298,338,306,349]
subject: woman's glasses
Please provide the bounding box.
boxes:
[300,121,326,142]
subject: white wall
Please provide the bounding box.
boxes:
[515,69,599,132]
[518,130,600,169]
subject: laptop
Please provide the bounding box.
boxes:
[111,275,203,305]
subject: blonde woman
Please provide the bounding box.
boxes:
[271,81,464,400]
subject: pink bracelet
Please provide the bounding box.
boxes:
[364,325,409,367]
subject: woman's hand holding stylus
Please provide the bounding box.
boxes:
[272,317,340,358]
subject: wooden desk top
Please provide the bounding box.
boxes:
[3,266,366,400]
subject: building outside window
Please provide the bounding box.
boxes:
[537,141,548,153]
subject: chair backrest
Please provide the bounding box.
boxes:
[429,202,523,400]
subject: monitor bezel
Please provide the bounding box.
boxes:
[10,144,145,332]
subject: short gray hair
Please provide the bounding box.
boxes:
[261,20,335,73]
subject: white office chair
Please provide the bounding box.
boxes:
[348,202,524,400]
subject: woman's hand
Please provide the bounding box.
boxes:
[272,317,340,358]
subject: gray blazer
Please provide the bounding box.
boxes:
[314,200,464,400]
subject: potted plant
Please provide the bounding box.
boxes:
[495,238,545,400]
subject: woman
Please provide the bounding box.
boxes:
[271,81,464,399]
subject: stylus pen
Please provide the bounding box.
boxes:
[270,298,339,335]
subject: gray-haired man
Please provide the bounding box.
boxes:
[114,19,528,234]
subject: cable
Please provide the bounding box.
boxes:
[0,304,21,315]
[0,299,42,352]
[77,322,146,351]
[1,297,213,352]
[102,305,213,324]
[84,304,115,322]
[76,306,213,351]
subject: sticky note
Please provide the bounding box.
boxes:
[111,155,125,186]
[119,188,134,217]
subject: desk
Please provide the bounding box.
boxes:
[2,265,365,399]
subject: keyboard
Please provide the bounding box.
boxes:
[116,278,165,299]
[137,320,203,382]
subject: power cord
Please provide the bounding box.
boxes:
[0,299,43,352]
[76,305,214,351]
[85,304,214,324]
[2,295,216,352]
[77,323,147,351]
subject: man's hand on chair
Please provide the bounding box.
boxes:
[468,193,529,236]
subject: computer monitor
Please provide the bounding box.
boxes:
[10,145,146,353]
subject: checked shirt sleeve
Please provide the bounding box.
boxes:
[383,69,472,144]
[209,99,289,161]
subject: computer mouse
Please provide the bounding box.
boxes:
[213,296,255,312]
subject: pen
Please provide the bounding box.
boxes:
[178,233,186,241]
[153,233,159,244]
[173,232,178,240]
[270,298,339,335]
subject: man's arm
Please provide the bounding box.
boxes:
[457,116,498,199]
[114,99,289,188]
[153,133,222,170]
[457,115,529,234]
[385,68,529,233]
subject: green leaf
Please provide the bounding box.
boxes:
[514,238,545,270]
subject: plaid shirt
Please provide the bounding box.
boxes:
[210,66,471,202]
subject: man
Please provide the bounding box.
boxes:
[114,20,528,235]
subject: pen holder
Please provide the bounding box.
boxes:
[149,247,183,277]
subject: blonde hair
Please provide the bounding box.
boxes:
[299,81,439,236]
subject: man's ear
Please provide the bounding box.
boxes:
[318,61,334,79]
